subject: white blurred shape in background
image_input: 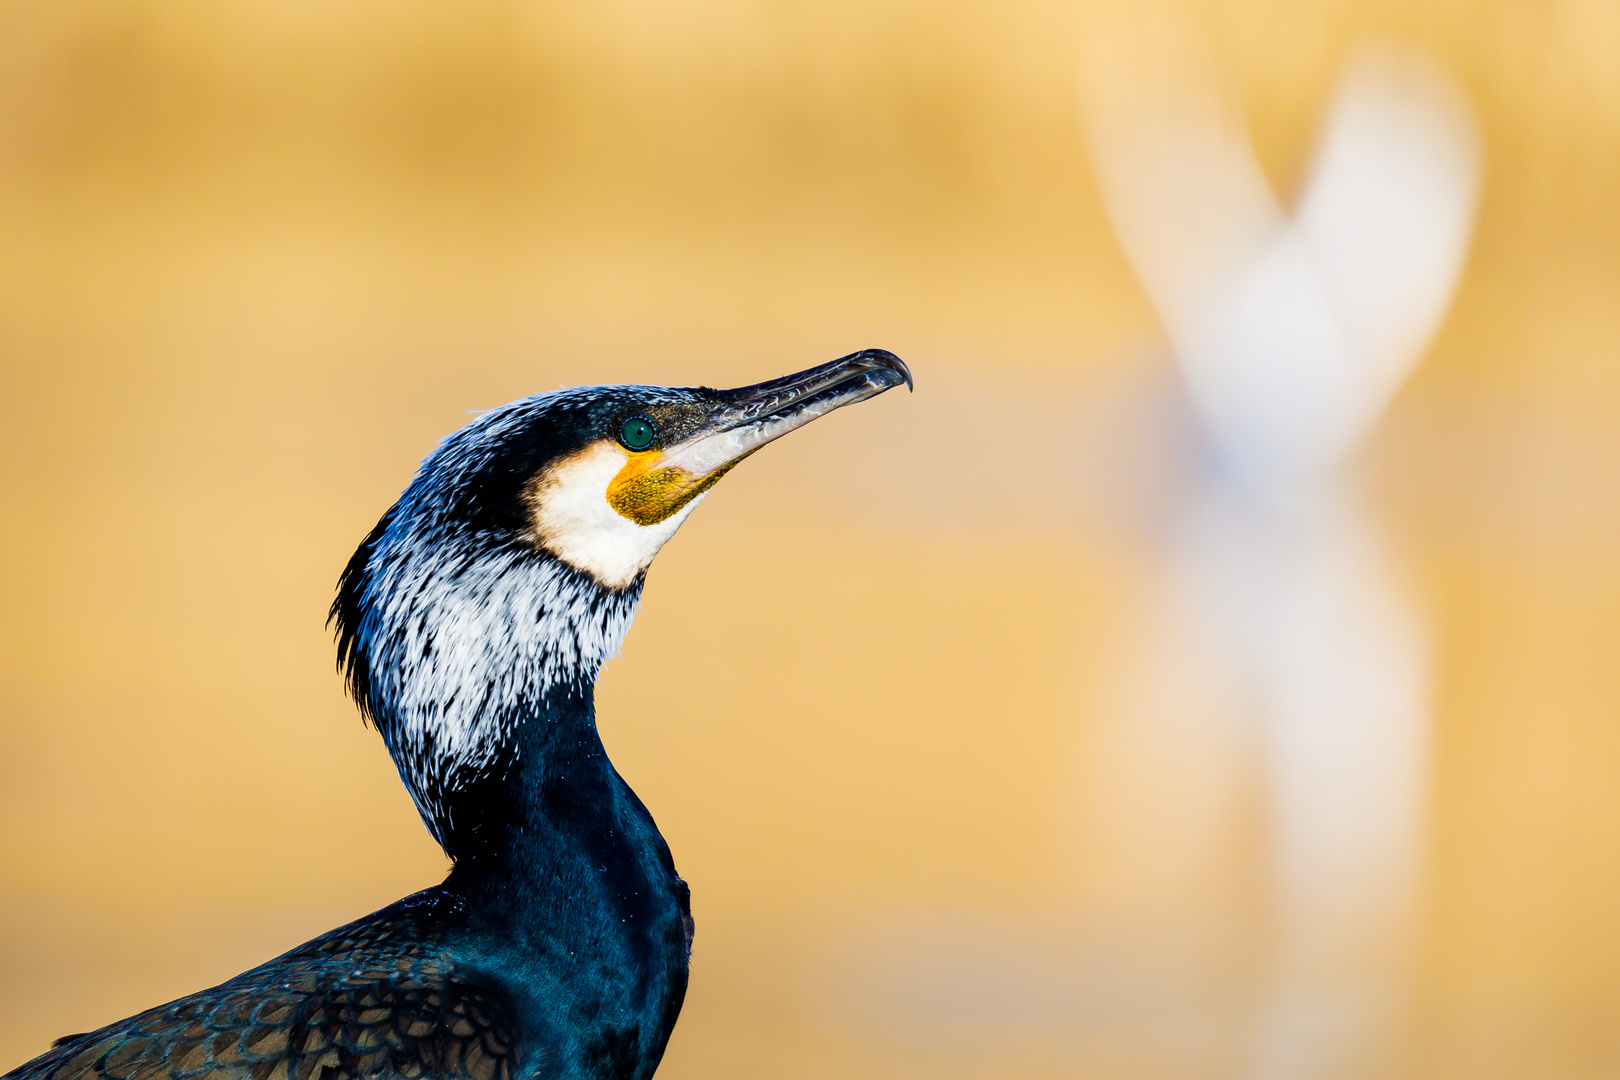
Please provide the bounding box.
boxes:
[1081,24,1479,1079]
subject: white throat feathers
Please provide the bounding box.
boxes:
[528,440,708,590]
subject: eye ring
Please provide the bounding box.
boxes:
[619,415,657,451]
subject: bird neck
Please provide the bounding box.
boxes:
[438,684,693,1071]
[337,530,646,856]
[438,684,668,927]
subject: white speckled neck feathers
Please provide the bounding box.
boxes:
[353,534,641,848]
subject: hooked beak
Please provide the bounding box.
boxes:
[674,348,911,473]
[606,349,912,526]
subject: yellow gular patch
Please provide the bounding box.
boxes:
[528,440,716,590]
[606,453,739,526]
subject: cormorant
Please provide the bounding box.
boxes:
[4,348,912,1080]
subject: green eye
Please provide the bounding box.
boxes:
[619,416,656,451]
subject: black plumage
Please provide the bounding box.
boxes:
[18,893,520,1080]
[3,349,910,1080]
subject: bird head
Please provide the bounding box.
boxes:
[330,348,910,850]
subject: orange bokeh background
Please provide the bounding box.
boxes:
[2,2,1618,1077]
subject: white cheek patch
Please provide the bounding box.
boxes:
[530,441,705,590]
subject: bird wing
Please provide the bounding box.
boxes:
[4,896,527,1080]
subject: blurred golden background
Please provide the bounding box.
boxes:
[1,1,1618,1077]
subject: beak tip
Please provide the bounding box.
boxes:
[857,347,914,393]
